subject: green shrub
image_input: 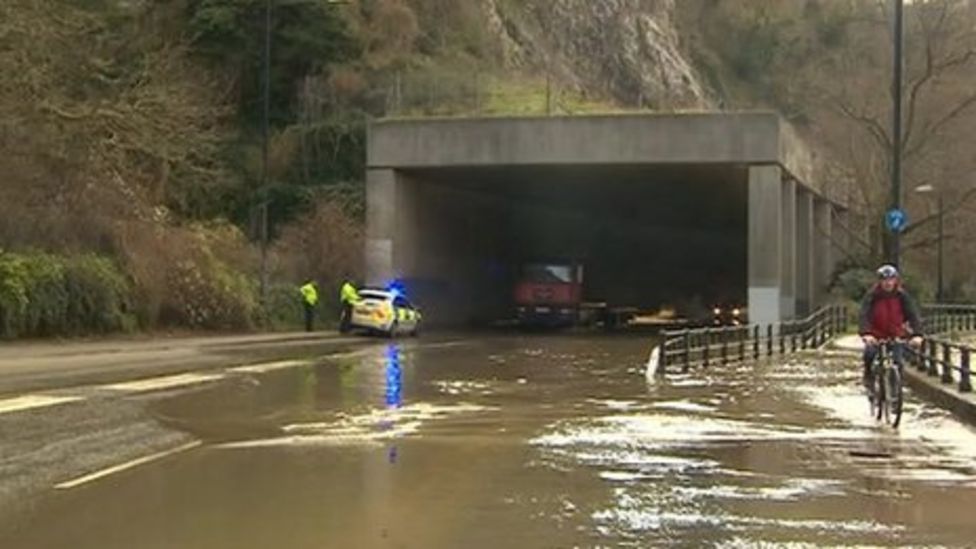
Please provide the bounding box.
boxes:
[833,267,876,302]
[0,251,135,338]
[0,253,29,337]
[64,255,137,334]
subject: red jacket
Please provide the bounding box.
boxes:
[859,285,922,339]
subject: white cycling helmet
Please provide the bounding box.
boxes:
[877,264,899,279]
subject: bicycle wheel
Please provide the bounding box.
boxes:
[873,363,886,422]
[886,366,903,428]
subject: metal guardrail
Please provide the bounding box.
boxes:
[921,304,976,335]
[908,339,974,394]
[909,304,976,394]
[660,302,976,388]
[660,305,847,375]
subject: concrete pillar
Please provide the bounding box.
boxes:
[780,179,797,318]
[796,190,814,316]
[366,169,396,286]
[814,199,832,307]
[748,166,782,326]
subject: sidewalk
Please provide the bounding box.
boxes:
[830,334,976,424]
[0,331,369,395]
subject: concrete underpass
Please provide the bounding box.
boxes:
[366,113,845,327]
[385,165,747,325]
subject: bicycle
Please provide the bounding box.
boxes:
[866,339,906,429]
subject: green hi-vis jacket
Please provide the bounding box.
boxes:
[300,283,319,306]
[340,282,360,305]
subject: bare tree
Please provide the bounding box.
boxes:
[808,0,976,269]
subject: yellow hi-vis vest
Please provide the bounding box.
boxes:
[340,282,360,305]
[300,283,318,306]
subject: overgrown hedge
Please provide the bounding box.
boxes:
[0,252,136,338]
[161,255,260,331]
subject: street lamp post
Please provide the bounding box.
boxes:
[891,0,905,267]
[259,0,272,310]
[915,184,945,302]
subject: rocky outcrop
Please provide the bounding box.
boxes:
[485,0,713,109]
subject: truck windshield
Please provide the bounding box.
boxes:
[523,264,573,283]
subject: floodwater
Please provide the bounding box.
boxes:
[3,335,976,548]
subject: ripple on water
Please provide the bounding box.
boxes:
[650,400,718,414]
[215,402,496,449]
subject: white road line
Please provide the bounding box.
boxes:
[415,341,469,350]
[0,394,83,415]
[229,359,311,374]
[102,373,224,393]
[55,441,201,490]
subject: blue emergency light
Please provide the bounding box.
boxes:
[386,280,406,298]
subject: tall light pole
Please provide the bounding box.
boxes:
[890,0,905,267]
[915,184,945,302]
[259,0,272,310]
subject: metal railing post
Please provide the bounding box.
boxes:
[960,347,972,393]
[917,340,928,372]
[767,325,773,356]
[682,331,691,373]
[721,328,728,365]
[738,327,746,362]
[941,342,954,384]
[928,340,939,377]
[753,325,760,360]
[703,329,710,368]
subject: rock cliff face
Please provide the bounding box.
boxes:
[482,0,713,109]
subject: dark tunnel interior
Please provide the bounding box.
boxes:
[395,164,748,326]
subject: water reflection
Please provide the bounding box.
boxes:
[384,344,403,463]
[385,344,403,409]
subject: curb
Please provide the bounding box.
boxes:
[903,367,976,425]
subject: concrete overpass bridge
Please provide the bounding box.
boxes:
[365,112,846,326]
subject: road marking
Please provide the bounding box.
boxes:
[0,394,83,415]
[55,441,201,490]
[229,359,311,374]
[102,373,224,393]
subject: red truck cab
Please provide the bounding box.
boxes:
[514,262,583,327]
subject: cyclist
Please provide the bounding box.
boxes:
[859,264,924,391]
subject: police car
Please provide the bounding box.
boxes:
[349,288,422,337]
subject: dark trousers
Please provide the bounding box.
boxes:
[339,302,353,333]
[863,341,905,381]
[304,302,315,332]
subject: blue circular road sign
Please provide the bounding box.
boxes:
[886,208,908,233]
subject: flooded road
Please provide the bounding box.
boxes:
[3,335,976,547]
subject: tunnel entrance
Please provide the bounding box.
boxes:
[367,113,838,327]
[387,164,747,326]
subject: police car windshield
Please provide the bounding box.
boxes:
[359,290,390,301]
